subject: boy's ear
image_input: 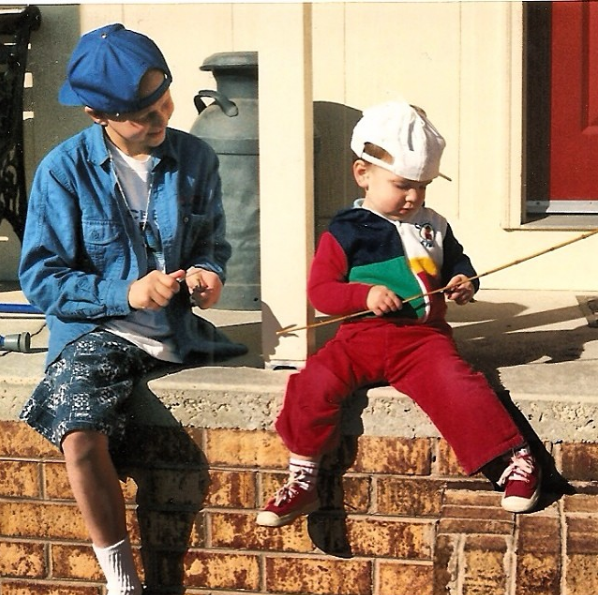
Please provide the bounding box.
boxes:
[353,159,370,189]
[84,106,108,126]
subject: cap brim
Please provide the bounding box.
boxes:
[58,79,84,106]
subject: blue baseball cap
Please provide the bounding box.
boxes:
[59,23,172,114]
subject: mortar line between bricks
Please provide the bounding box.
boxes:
[507,515,518,595]
[559,497,568,595]
[456,533,466,595]
[372,557,379,595]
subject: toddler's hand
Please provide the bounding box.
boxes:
[366,285,402,316]
[185,268,223,309]
[128,269,184,310]
[445,274,474,305]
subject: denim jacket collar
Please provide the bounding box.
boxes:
[87,122,179,170]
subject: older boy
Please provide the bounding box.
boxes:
[19,24,245,594]
[257,100,540,528]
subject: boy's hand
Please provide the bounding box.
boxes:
[445,274,475,305]
[128,269,184,310]
[366,285,402,316]
[184,267,223,309]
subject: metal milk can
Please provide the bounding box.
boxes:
[190,51,260,310]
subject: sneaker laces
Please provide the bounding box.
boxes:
[274,469,311,506]
[497,448,535,487]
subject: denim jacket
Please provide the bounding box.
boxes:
[19,124,247,366]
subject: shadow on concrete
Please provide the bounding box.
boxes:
[450,298,593,501]
[450,299,596,391]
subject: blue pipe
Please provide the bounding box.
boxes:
[0,303,43,315]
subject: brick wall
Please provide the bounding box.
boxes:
[0,420,597,595]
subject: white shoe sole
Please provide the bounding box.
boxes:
[501,483,541,513]
[256,499,320,527]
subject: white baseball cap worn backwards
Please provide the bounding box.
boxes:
[350,100,450,182]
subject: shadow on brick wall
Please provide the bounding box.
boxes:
[112,371,210,595]
[307,433,364,558]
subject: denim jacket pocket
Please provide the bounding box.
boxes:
[82,220,124,270]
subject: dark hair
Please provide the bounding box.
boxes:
[358,142,393,165]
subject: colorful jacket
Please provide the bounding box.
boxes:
[308,202,479,325]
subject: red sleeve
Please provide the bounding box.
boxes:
[307,231,372,315]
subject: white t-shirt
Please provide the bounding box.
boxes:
[102,141,182,363]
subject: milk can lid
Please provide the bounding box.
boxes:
[200,51,258,72]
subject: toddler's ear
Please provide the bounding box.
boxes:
[352,159,370,189]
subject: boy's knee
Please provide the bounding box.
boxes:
[62,430,110,464]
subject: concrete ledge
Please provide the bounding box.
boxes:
[1,288,597,444]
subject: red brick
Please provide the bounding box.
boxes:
[0,541,46,577]
[563,493,598,513]
[438,517,514,535]
[42,462,72,500]
[136,467,209,508]
[318,472,372,514]
[441,504,512,522]
[517,514,561,554]
[205,428,288,467]
[346,517,434,560]
[118,425,206,467]
[0,421,60,459]
[209,510,313,552]
[43,461,138,503]
[353,436,431,475]
[377,478,444,516]
[560,442,598,482]
[184,550,260,591]
[566,553,598,595]
[265,555,372,595]
[50,543,144,582]
[50,544,103,581]
[442,488,502,507]
[0,501,87,540]
[439,494,514,539]
[566,515,598,554]
[436,439,468,477]
[464,534,509,553]
[515,552,561,595]
[206,469,256,508]
[0,460,41,498]
[463,535,508,595]
[377,561,434,595]
[0,583,101,594]
[133,508,196,549]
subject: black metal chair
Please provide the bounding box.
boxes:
[0,5,41,242]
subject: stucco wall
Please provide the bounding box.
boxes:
[0,2,596,291]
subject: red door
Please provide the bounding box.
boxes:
[549,0,598,203]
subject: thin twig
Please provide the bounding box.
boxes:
[276,229,597,335]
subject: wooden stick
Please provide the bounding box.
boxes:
[276,229,597,335]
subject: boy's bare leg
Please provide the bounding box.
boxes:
[62,430,127,546]
[62,430,141,593]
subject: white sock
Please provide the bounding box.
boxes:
[289,457,319,491]
[92,537,142,595]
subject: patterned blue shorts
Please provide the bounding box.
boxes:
[20,330,160,449]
